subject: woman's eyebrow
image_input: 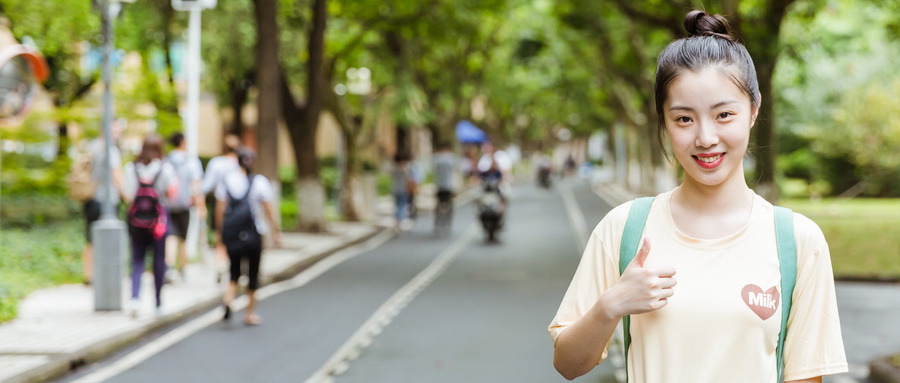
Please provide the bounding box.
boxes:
[669,100,740,112]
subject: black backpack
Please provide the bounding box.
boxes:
[222,175,261,254]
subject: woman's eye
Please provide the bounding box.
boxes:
[718,112,733,119]
[676,116,692,123]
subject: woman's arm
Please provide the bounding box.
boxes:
[787,377,821,383]
[553,294,623,380]
[262,200,281,247]
[214,199,225,234]
[554,239,676,380]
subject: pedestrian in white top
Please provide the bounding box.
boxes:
[550,11,847,383]
[164,132,204,281]
[216,146,281,326]
[201,134,241,280]
[123,134,179,317]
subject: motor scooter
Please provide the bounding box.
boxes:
[537,163,552,188]
[476,177,505,241]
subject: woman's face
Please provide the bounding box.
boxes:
[663,67,758,187]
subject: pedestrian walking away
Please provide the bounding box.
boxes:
[123,133,180,317]
[69,123,124,286]
[391,153,415,230]
[433,142,457,235]
[549,11,848,383]
[164,132,205,282]
[216,146,282,326]
[201,134,242,282]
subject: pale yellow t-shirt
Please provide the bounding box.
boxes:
[549,190,848,382]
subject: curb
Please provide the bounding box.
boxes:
[871,357,900,383]
[6,225,389,383]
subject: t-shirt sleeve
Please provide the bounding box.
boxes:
[782,213,848,381]
[201,159,220,195]
[214,174,228,202]
[548,204,629,364]
[122,162,136,199]
[253,175,274,202]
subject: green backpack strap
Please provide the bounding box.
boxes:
[618,196,655,382]
[774,206,797,382]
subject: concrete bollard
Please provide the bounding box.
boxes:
[91,218,127,311]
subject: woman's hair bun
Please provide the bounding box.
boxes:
[684,10,735,41]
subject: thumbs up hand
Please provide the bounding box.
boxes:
[602,238,677,319]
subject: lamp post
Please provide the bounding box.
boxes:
[172,0,215,258]
[92,0,133,311]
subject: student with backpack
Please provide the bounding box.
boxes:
[164,132,204,282]
[69,124,124,285]
[123,134,179,317]
[549,11,847,383]
[201,134,241,282]
[216,146,281,326]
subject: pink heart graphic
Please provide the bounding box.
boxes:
[741,285,779,320]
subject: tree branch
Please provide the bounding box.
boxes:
[609,0,683,36]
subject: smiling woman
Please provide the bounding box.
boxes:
[549,10,848,383]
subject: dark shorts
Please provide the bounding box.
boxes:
[168,210,191,239]
[437,189,453,204]
[229,242,262,290]
[84,200,101,243]
[84,200,121,243]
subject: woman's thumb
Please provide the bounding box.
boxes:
[631,238,651,268]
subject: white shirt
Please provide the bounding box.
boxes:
[215,173,275,234]
[201,155,240,195]
[123,160,179,205]
[477,150,513,173]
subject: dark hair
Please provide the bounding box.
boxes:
[223,134,241,155]
[136,134,164,165]
[236,146,256,174]
[169,132,185,148]
[654,10,760,153]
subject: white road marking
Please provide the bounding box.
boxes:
[304,225,478,383]
[560,181,627,383]
[560,182,589,246]
[70,229,396,383]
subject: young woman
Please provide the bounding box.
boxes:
[123,133,179,317]
[216,147,281,326]
[549,11,847,383]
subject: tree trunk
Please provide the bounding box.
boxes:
[753,63,777,201]
[230,76,249,136]
[254,0,281,185]
[162,2,175,88]
[284,0,329,232]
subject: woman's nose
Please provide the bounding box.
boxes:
[694,120,719,148]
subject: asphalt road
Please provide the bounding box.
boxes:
[60,179,617,383]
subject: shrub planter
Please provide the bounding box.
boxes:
[870,355,900,383]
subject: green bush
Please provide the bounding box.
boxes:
[0,220,84,323]
[0,193,82,229]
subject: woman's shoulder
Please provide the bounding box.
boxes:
[789,210,827,251]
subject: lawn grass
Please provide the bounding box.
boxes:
[0,220,85,323]
[780,198,900,279]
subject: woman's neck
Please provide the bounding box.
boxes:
[675,173,752,216]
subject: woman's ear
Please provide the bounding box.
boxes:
[750,95,762,128]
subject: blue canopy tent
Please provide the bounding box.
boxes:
[455,120,487,144]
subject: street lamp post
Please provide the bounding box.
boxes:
[172,0,215,259]
[92,0,131,311]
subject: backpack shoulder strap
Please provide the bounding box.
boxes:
[243,173,255,200]
[774,206,797,382]
[618,196,655,383]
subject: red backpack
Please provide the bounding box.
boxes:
[127,167,167,240]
